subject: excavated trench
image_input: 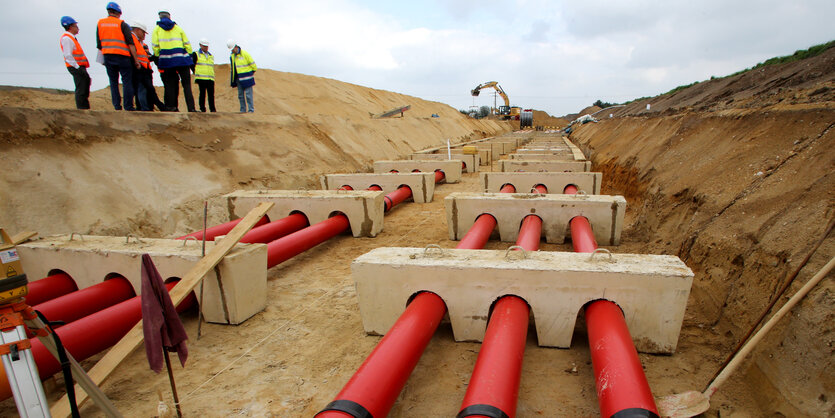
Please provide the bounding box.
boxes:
[570,109,834,416]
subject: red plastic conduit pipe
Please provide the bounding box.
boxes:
[266,214,350,268]
[25,273,78,306]
[458,183,542,418]
[434,170,446,183]
[571,208,659,417]
[240,213,309,244]
[33,276,136,326]
[0,281,196,401]
[340,184,413,212]
[316,292,447,418]
[177,215,270,241]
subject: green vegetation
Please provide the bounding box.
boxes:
[592,99,617,109]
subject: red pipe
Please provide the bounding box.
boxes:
[500,183,516,193]
[564,184,578,194]
[571,211,659,417]
[240,213,309,244]
[317,292,447,418]
[266,214,350,268]
[177,216,270,241]
[383,186,413,212]
[25,273,78,306]
[458,296,529,418]
[586,301,659,417]
[0,281,195,401]
[435,170,445,183]
[33,276,136,326]
[456,214,497,250]
[515,215,543,251]
[534,184,548,194]
[570,217,598,253]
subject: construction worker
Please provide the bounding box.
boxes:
[152,10,196,112]
[59,16,91,109]
[194,39,216,112]
[96,2,140,110]
[227,40,256,113]
[129,22,153,111]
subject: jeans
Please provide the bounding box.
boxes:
[104,54,135,110]
[237,84,254,112]
[161,66,196,112]
[133,68,164,111]
[66,66,91,109]
[196,79,216,112]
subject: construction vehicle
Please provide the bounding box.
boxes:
[471,81,521,120]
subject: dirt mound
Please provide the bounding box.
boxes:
[0,68,511,237]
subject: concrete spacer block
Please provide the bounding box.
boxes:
[18,235,267,325]
[486,141,515,154]
[450,149,490,166]
[480,172,602,195]
[499,160,592,172]
[373,160,462,183]
[478,143,504,160]
[563,137,587,161]
[320,173,435,203]
[445,192,625,245]
[409,153,480,173]
[510,153,579,161]
[352,247,694,354]
[226,190,384,238]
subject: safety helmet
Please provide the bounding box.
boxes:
[199,38,209,47]
[158,10,171,18]
[227,39,237,50]
[130,21,147,33]
[106,2,121,13]
[60,16,77,29]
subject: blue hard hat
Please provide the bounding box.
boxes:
[106,2,122,13]
[60,16,77,28]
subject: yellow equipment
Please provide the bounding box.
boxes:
[471,81,521,120]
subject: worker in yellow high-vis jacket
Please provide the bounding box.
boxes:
[194,39,216,112]
[227,39,256,113]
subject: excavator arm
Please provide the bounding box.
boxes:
[471,81,511,108]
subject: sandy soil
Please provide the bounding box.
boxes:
[0,46,833,417]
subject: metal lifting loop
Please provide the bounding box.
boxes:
[589,248,615,262]
[181,236,198,247]
[69,232,84,241]
[125,234,144,244]
[504,245,527,260]
[422,244,444,258]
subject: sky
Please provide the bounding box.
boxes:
[2,0,833,116]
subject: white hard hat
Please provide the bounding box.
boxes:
[130,21,147,33]
[199,38,209,46]
[226,39,236,50]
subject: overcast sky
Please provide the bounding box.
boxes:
[2,0,833,115]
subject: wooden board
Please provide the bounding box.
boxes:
[50,202,274,417]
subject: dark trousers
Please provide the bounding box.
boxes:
[132,68,166,111]
[66,66,90,109]
[104,54,135,110]
[161,66,195,112]
[195,79,216,112]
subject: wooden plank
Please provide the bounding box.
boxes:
[11,230,38,245]
[50,202,274,417]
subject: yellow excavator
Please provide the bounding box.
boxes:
[471,81,521,120]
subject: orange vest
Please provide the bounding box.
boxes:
[60,33,89,68]
[131,33,150,69]
[97,16,130,56]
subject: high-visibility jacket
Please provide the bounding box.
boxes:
[151,24,193,69]
[131,33,150,69]
[230,49,256,88]
[60,32,89,68]
[97,16,130,56]
[195,50,214,81]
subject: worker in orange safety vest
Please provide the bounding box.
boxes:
[96,2,140,110]
[59,16,91,109]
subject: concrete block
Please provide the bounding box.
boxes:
[226,190,384,238]
[18,235,267,325]
[510,153,579,161]
[499,160,592,172]
[480,172,602,195]
[486,141,515,154]
[409,153,480,173]
[480,143,504,160]
[445,192,625,245]
[373,160,462,183]
[563,137,587,160]
[321,173,435,203]
[352,247,694,354]
[457,147,491,164]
